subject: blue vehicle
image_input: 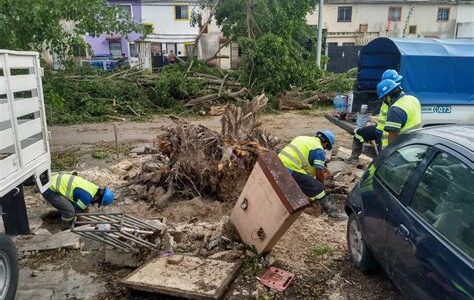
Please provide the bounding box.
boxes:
[345,124,473,300]
[89,54,119,71]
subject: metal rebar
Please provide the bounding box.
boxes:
[121,227,154,235]
[76,212,124,217]
[116,231,158,249]
[126,214,161,230]
[98,232,133,250]
[78,232,129,251]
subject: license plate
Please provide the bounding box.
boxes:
[422,105,452,114]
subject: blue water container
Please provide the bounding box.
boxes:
[356,113,368,127]
[333,94,348,114]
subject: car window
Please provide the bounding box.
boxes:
[410,152,474,258]
[375,145,428,195]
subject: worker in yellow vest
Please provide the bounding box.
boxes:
[42,173,115,229]
[377,79,422,146]
[346,69,402,164]
[278,130,347,220]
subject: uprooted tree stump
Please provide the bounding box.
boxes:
[126,94,280,208]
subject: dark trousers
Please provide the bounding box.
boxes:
[291,171,325,201]
[354,125,382,144]
[353,125,383,154]
[42,190,81,222]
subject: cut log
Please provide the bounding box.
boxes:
[192,77,241,87]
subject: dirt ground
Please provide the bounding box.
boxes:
[19,112,402,300]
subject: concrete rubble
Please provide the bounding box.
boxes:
[16,265,106,300]
[17,229,83,256]
[104,248,143,268]
[122,255,242,300]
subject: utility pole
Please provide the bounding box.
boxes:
[316,0,324,68]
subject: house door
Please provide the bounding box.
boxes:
[151,43,163,69]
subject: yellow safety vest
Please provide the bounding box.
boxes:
[376,102,389,145]
[50,174,98,210]
[382,95,421,147]
[278,136,324,176]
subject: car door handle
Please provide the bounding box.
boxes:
[395,224,410,240]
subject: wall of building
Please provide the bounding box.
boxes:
[308,2,458,45]
[85,0,143,57]
[141,1,202,55]
[456,4,474,39]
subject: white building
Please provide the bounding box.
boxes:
[455,1,474,39]
[140,0,200,58]
[137,0,237,70]
[307,0,464,46]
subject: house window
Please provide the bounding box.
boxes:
[388,7,402,22]
[409,25,417,34]
[175,5,189,20]
[73,44,87,57]
[109,41,122,58]
[437,8,449,21]
[337,6,352,22]
[343,42,355,46]
[115,4,132,20]
[129,43,138,57]
[359,24,368,33]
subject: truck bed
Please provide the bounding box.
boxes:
[0,50,51,197]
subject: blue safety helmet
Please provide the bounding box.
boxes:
[317,130,335,150]
[381,69,403,83]
[99,187,115,207]
[377,79,401,100]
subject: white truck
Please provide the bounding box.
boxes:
[0,50,52,299]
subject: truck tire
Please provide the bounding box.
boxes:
[0,235,18,300]
[347,213,378,272]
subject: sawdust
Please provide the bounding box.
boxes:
[270,213,346,271]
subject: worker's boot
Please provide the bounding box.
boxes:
[345,139,363,165]
[320,195,347,221]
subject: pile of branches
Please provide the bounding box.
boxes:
[277,90,337,110]
[276,70,356,111]
[127,94,280,207]
[184,69,248,111]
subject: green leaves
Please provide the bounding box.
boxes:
[0,0,143,61]
[154,66,201,108]
[238,34,321,94]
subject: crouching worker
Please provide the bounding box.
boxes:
[278,130,347,220]
[42,173,115,229]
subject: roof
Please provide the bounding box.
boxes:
[138,34,197,43]
[418,125,474,151]
[357,38,474,105]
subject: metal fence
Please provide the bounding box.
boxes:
[327,45,364,73]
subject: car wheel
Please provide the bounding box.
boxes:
[347,213,378,272]
[0,235,18,300]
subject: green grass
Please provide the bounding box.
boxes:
[311,244,333,258]
[91,144,133,160]
[51,148,79,171]
[241,246,265,277]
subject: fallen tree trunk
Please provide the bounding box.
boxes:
[192,77,242,87]
[185,87,248,107]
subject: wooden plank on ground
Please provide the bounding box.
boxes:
[122,255,241,300]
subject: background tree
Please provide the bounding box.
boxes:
[0,0,144,61]
[195,0,321,93]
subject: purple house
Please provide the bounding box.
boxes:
[85,0,142,58]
